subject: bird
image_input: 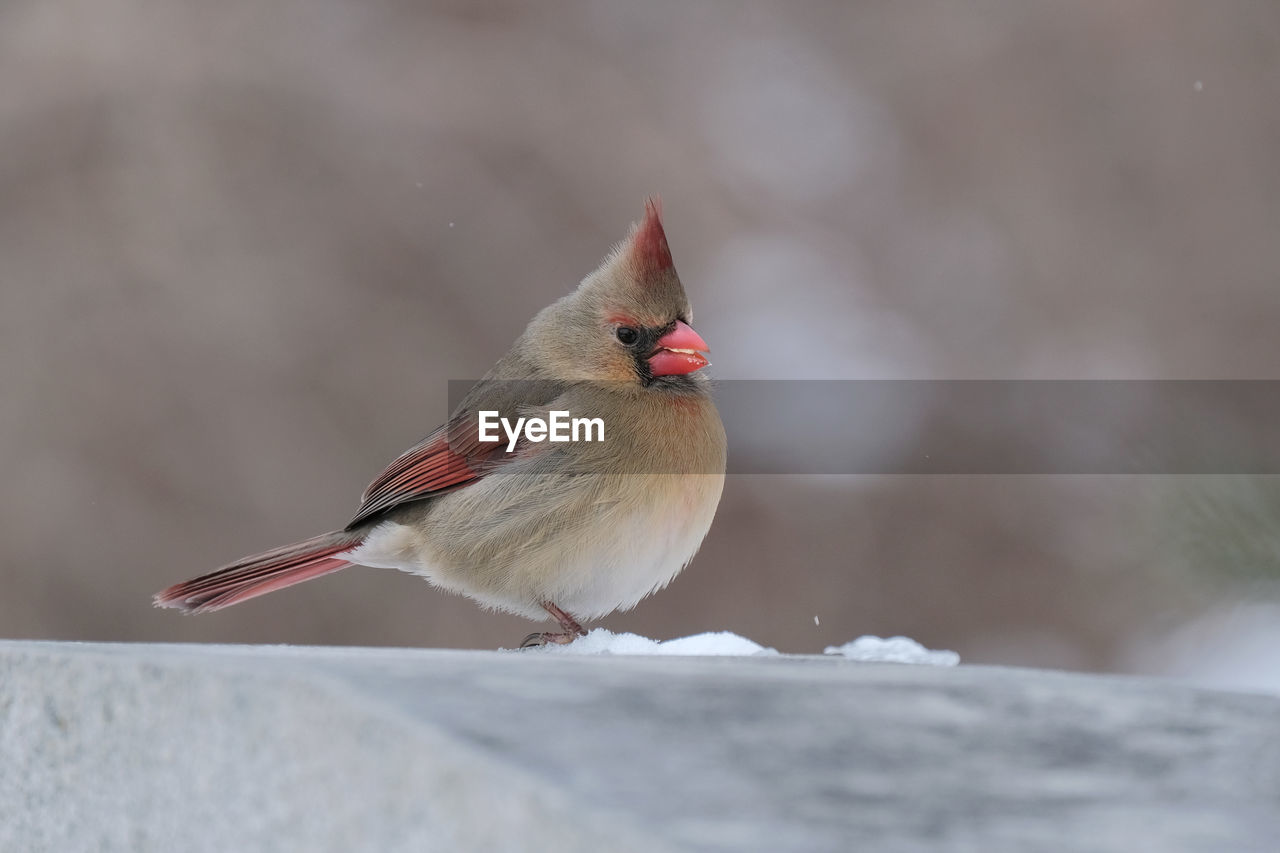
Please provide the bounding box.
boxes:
[154,199,727,646]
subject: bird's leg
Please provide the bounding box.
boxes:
[519,601,589,648]
[543,601,588,635]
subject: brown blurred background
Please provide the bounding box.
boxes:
[3,1,1279,682]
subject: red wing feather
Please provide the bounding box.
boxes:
[347,417,512,527]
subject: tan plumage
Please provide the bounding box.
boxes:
[155,199,726,644]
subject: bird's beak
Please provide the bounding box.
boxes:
[647,320,710,377]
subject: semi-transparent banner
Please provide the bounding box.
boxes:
[443,380,1280,474]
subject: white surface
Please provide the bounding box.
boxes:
[824,634,961,666]
[3,640,1279,852]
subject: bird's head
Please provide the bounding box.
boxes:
[526,198,711,390]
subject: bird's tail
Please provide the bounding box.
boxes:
[153,530,364,613]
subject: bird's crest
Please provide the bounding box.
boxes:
[625,196,674,275]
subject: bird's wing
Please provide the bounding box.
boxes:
[346,378,565,528]
[345,421,491,528]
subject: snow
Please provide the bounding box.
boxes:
[524,628,778,656]
[824,635,960,666]
[519,628,959,663]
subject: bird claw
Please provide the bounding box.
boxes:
[519,602,589,648]
[520,631,579,648]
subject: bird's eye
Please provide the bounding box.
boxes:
[615,326,639,346]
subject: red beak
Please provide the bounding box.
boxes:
[647,320,710,377]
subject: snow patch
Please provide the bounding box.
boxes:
[522,628,778,656]
[824,635,960,666]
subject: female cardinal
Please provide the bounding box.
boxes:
[154,199,726,646]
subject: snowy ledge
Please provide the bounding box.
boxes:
[2,640,1279,852]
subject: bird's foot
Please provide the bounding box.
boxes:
[520,631,580,648]
[519,602,589,648]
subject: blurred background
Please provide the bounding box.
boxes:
[3,0,1279,687]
